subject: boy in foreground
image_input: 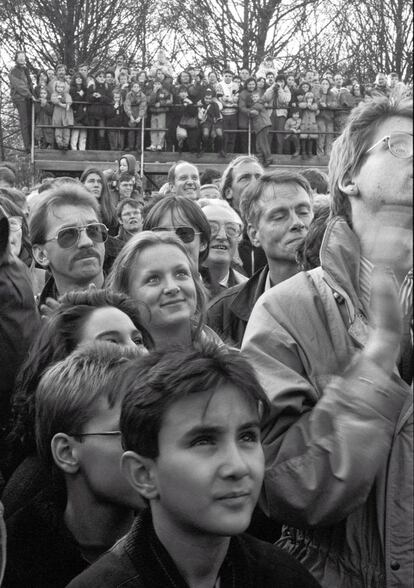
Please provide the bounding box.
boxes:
[68,344,320,587]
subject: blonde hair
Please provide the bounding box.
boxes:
[106,231,207,337]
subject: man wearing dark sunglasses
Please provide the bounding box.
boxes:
[30,182,106,314]
[242,97,413,587]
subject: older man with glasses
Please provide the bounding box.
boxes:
[30,182,107,315]
[242,97,413,587]
[200,200,247,299]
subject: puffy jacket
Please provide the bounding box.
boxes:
[148,85,172,114]
[124,90,147,121]
[9,65,33,103]
[263,84,291,118]
[242,216,413,588]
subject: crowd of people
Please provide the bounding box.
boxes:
[9,50,412,165]
[0,93,412,588]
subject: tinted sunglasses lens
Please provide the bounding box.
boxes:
[176,227,195,243]
[86,224,108,243]
[57,227,79,248]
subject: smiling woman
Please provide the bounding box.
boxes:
[106,231,221,349]
[142,195,211,268]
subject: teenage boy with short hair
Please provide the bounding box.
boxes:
[4,342,143,588]
[67,345,320,588]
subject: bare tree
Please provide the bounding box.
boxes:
[158,0,321,73]
[325,0,412,81]
[0,0,156,73]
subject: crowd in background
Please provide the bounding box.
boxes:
[0,92,412,587]
[9,50,412,163]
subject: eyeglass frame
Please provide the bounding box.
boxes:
[152,225,201,244]
[68,431,121,438]
[7,216,23,232]
[208,220,242,239]
[365,131,413,159]
[44,222,109,249]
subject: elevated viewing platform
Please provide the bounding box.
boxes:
[33,149,329,183]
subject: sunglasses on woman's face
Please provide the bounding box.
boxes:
[152,226,200,243]
[44,223,108,249]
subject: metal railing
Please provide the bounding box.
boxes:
[31,99,351,173]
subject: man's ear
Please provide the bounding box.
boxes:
[338,172,360,198]
[224,187,233,201]
[51,433,80,474]
[121,451,159,500]
[32,244,50,268]
[247,223,260,247]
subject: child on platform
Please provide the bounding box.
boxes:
[51,80,74,150]
[67,345,321,588]
[34,88,54,149]
[198,88,223,155]
[284,109,301,156]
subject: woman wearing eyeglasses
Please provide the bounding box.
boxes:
[142,195,211,268]
[107,231,222,349]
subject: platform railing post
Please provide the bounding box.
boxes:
[247,119,251,156]
[139,117,145,179]
[30,99,35,165]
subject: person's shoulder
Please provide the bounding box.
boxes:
[66,536,143,588]
[237,534,320,587]
[251,269,321,323]
[208,282,244,310]
[262,269,314,301]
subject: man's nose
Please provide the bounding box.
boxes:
[216,224,228,238]
[77,227,94,247]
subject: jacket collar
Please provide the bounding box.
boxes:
[319,216,371,348]
[230,266,269,321]
[319,216,364,314]
[123,509,248,587]
[38,274,59,307]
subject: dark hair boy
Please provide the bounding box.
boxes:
[67,344,320,588]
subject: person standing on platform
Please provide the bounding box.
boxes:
[9,51,34,154]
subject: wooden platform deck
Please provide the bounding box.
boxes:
[34,149,329,177]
